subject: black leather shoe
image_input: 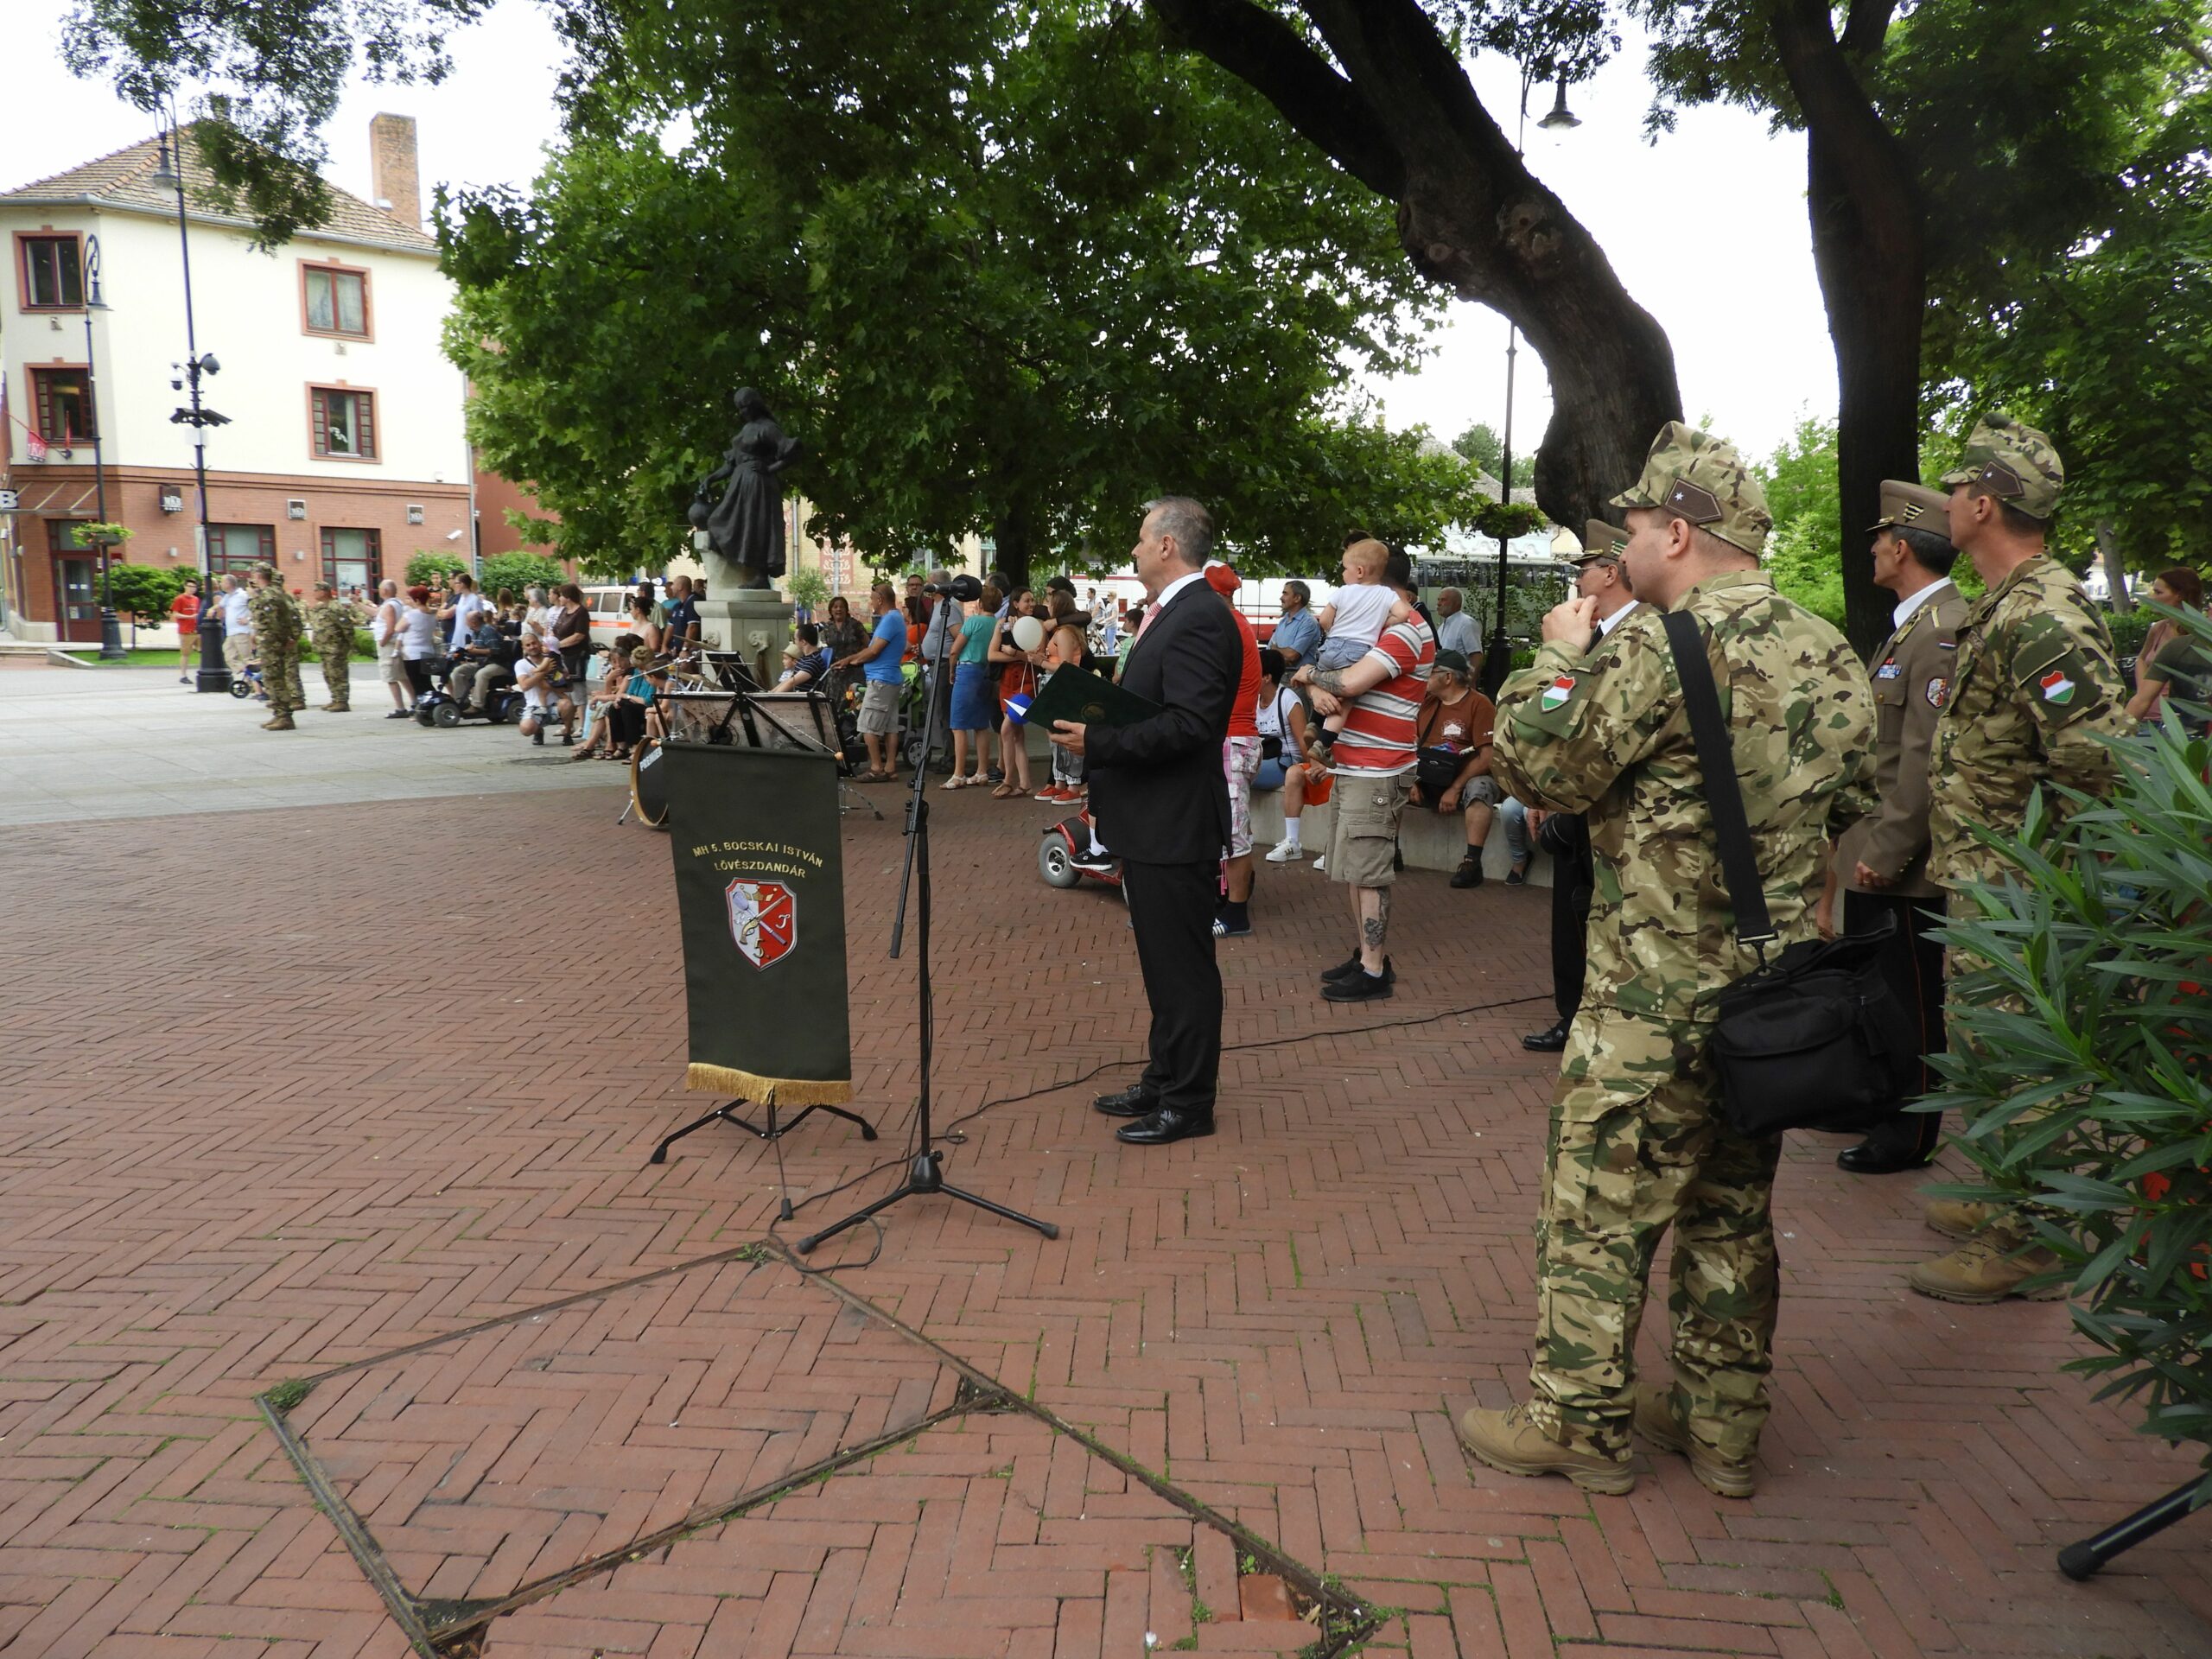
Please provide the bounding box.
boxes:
[1115,1104,1216,1145]
[1837,1124,1940,1173]
[1319,952,1366,985]
[1522,1020,1570,1052]
[1093,1084,1160,1118]
[1322,960,1394,1002]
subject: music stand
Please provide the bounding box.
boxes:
[797,586,1058,1255]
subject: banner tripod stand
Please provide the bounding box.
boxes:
[798,579,1058,1255]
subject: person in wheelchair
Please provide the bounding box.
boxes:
[450,612,521,714]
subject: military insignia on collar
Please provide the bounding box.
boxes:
[1926,677,1948,709]
[1539,675,1576,711]
[2039,669,2075,704]
[1979,461,2025,499]
[1663,480,1723,524]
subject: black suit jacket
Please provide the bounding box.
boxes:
[1086,579,1243,864]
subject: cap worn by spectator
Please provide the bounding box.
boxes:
[1939,414,2064,521]
[1866,480,1954,537]
[1433,648,1472,676]
[1610,421,1774,557]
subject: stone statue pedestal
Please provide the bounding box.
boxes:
[701,592,793,687]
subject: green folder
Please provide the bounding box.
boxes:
[1026,664,1163,729]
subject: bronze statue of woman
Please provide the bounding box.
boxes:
[690,388,803,590]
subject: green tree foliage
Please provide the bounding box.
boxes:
[404,551,467,587]
[478,550,566,597]
[1755,416,1846,628]
[105,561,191,624]
[784,569,830,613]
[1451,422,1534,490]
[443,3,1472,583]
[1928,624,2212,1471]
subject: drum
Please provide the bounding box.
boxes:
[630,737,671,830]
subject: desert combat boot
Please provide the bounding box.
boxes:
[1455,1403,1635,1496]
[1907,1233,2068,1305]
[1633,1382,1757,1498]
[1923,1197,1999,1241]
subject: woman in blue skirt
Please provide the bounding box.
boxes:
[944,584,1002,787]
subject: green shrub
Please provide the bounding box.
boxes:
[105,562,194,625]
[785,568,830,613]
[1929,609,2212,1474]
[405,551,469,587]
[480,551,566,598]
[2106,607,2156,661]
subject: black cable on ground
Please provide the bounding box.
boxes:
[766,986,1554,1275]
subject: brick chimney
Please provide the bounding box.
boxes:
[368,113,420,228]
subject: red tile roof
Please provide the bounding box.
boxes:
[0,127,438,257]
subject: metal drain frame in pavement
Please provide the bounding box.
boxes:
[255,1237,1380,1658]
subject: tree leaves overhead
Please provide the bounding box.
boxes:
[62,0,493,242]
[446,1,1472,578]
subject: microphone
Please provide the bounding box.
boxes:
[924,575,984,602]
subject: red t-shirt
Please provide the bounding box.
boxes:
[1332,614,1433,776]
[171,593,201,626]
[1224,605,1261,739]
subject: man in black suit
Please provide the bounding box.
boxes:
[1051,496,1243,1147]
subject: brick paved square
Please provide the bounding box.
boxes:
[1,766,2207,1658]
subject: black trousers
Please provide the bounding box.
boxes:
[1846,886,1948,1153]
[1120,858,1223,1116]
[1551,874,1592,1023]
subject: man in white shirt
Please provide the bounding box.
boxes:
[372,579,410,716]
[1433,587,1485,682]
[442,571,488,652]
[219,575,253,677]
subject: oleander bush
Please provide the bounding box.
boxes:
[1928,605,2212,1477]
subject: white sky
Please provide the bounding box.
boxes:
[11,5,1835,466]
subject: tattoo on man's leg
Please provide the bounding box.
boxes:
[1363,888,1391,950]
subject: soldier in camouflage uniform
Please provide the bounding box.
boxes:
[246,566,305,731]
[1459,423,1875,1498]
[305,582,359,713]
[1908,415,2133,1304]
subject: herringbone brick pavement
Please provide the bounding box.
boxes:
[1,783,2206,1657]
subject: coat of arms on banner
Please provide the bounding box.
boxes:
[727,879,797,969]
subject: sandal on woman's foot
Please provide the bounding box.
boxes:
[991,782,1020,799]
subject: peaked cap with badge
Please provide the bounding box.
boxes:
[1568,519,1629,564]
[1610,422,1774,557]
[1866,480,1952,539]
[1939,414,2064,521]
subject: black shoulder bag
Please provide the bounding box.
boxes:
[1662,610,1920,1138]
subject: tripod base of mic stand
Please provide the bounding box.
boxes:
[794,1149,1058,1255]
[650,1099,878,1164]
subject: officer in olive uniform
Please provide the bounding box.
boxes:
[1910,415,2131,1303]
[245,567,305,730]
[305,582,359,713]
[1463,424,1875,1499]
[1821,480,1969,1174]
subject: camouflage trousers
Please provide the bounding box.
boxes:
[316,646,350,709]
[263,645,305,717]
[1528,1007,1783,1463]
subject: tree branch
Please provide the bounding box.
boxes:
[1838,0,1897,63]
[1147,0,1404,198]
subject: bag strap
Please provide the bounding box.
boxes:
[1660,609,1777,947]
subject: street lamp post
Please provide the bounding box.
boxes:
[150,121,232,692]
[82,236,126,662]
[1479,69,1580,698]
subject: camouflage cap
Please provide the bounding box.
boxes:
[1866,480,1952,538]
[1939,414,2063,520]
[1567,518,1628,564]
[1608,421,1773,556]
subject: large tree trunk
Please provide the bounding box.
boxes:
[1772,0,1923,659]
[1150,0,1681,532]
[990,505,1034,596]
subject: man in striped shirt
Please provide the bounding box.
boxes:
[1291,544,1434,1001]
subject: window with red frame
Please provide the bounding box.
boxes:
[29,367,96,442]
[309,386,378,460]
[21,237,83,309]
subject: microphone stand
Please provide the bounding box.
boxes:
[798,591,1058,1254]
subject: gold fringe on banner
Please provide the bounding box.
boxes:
[686,1063,854,1106]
